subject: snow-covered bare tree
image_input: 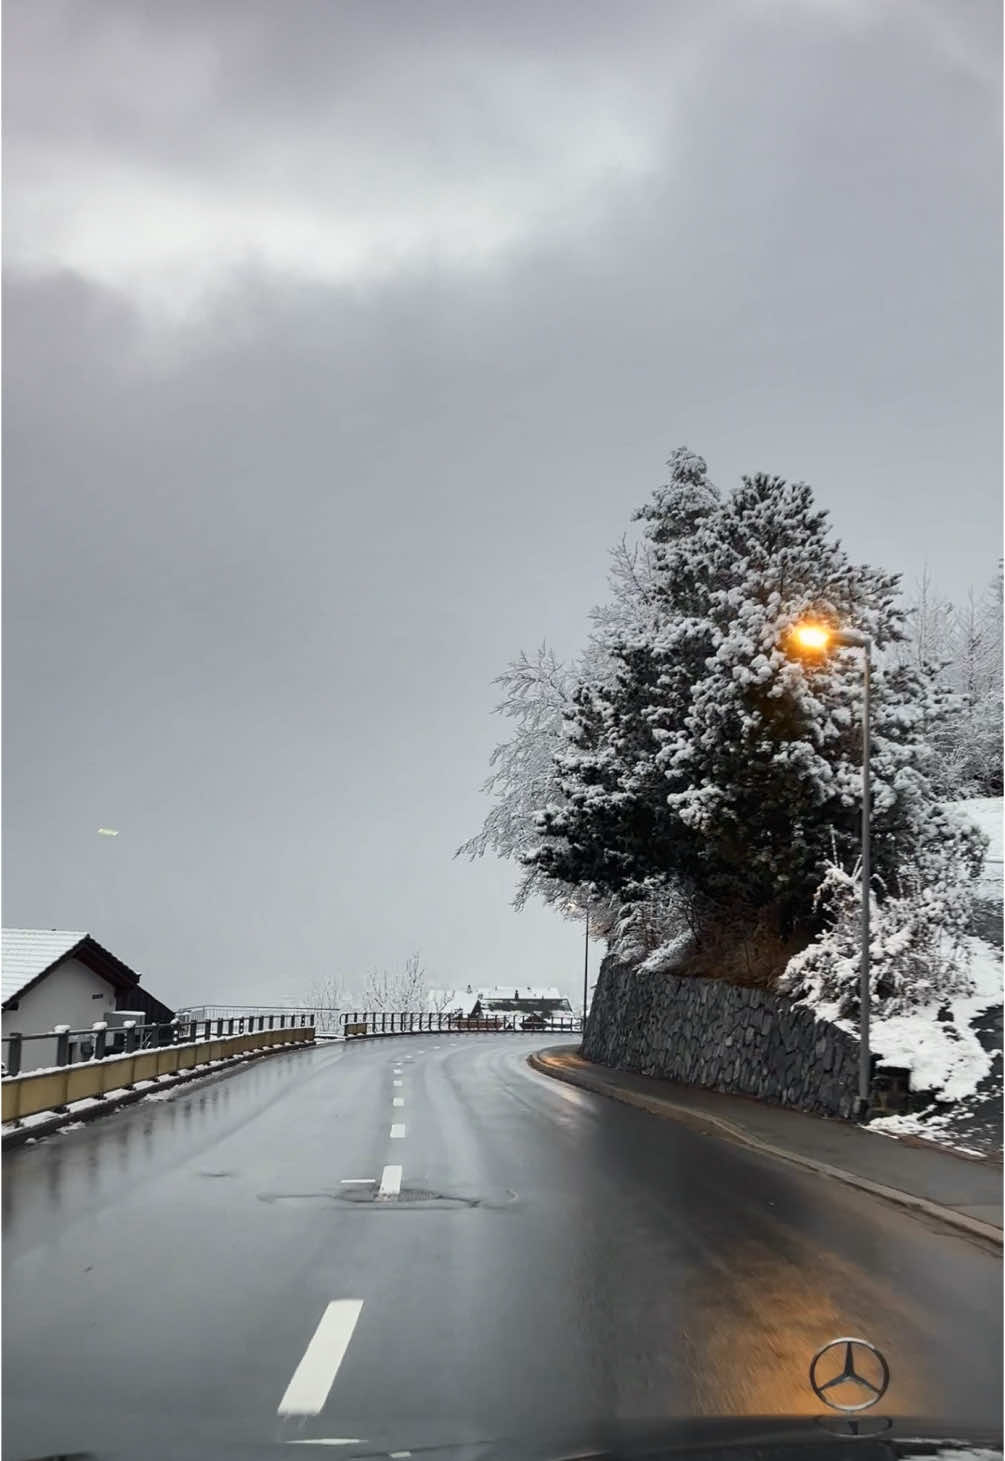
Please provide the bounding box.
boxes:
[899,565,1003,798]
[361,952,430,1012]
[301,973,348,1036]
[455,644,576,908]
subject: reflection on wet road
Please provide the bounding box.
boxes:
[2,1035,1001,1458]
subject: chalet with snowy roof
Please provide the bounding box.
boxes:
[427,985,574,1022]
[1,929,173,1060]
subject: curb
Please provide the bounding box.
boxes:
[528,1049,1004,1249]
[2,1040,319,1151]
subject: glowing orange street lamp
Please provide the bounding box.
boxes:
[790,622,832,653]
[790,619,873,1120]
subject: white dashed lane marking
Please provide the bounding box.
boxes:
[393,1079,403,1087]
[378,1164,402,1197]
[393,1097,404,1107]
[277,1300,364,1417]
[389,1123,406,1139]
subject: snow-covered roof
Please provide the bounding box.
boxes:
[2,928,142,1006]
[2,928,88,1003]
[427,985,569,1014]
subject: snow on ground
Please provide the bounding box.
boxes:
[869,936,1002,1103]
[864,800,1002,1151]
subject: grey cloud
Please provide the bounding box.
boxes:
[3,0,1000,1008]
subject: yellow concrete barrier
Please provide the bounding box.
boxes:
[132,1051,160,1082]
[2,1026,315,1123]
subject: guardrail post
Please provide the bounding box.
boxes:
[54,1027,70,1066]
[93,1025,107,1061]
[6,1033,22,1077]
[124,1022,137,1053]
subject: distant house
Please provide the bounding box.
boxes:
[1,929,174,1062]
[427,985,574,1022]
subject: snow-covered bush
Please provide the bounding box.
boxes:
[780,817,986,1021]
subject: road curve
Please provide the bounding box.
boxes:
[2,1034,1001,1458]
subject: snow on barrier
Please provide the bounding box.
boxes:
[1,1018,315,1124]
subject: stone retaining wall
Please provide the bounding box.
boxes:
[583,955,861,1119]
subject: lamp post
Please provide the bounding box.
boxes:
[790,622,873,1120]
[568,900,591,1037]
[582,905,590,1035]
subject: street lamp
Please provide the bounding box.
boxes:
[567,899,591,1036]
[789,621,873,1120]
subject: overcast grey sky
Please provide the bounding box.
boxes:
[3,0,1001,1010]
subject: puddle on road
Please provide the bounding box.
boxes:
[257,1186,519,1212]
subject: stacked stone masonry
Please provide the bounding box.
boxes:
[583,956,861,1119]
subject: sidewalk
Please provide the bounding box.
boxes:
[529,1045,1003,1245]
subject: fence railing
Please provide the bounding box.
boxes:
[2,1012,317,1078]
[176,1005,342,1038]
[2,1021,315,1125]
[341,1011,582,1037]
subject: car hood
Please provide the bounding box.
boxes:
[20,1413,1002,1461]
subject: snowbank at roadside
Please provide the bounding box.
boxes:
[868,936,1001,1102]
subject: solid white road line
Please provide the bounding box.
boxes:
[389,1123,406,1139]
[378,1163,402,1197]
[393,1097,404,1107]
[393,1079,403,1087]
[339,1179,375,1185]
[277,1300,364,1417]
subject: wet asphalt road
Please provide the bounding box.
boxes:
[2,1035,1002,1459]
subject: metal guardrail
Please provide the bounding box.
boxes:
[177,1005,343,1037]
[1,1012,317,1078]
[2,1021,315,1126]
[341,1011,582,1037]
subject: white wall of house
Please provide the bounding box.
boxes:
[2,957,118,1041]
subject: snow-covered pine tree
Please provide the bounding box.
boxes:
[528,455,982,938]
